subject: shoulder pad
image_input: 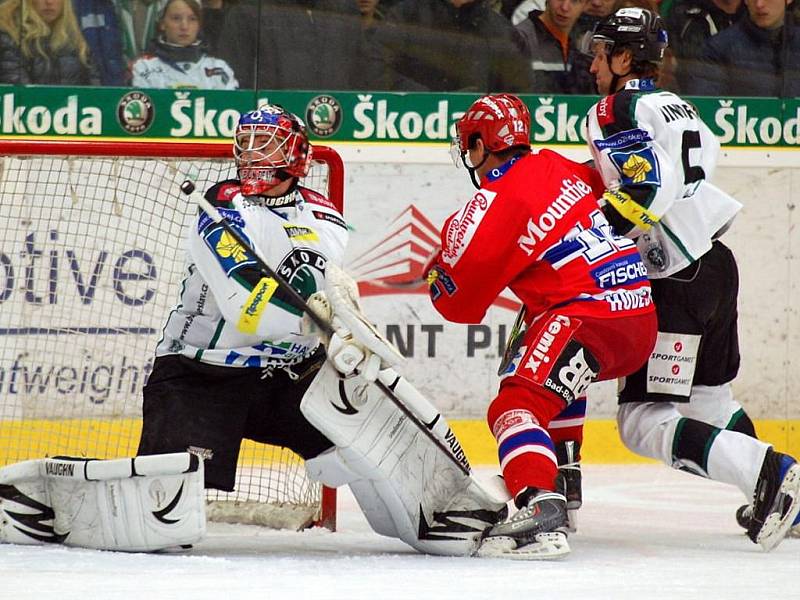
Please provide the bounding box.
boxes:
[298,186,338,211]
[204,179,241,207]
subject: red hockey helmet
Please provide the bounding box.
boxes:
[234,104,312,200]
[452,94,531,161]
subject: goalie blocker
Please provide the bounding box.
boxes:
[0,453,205,552]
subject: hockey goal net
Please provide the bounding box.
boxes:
[0,139,341,530]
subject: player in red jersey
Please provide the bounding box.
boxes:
[425,93,657,559]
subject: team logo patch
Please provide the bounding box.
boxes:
[428,265,457,296]
[593,128,652,151]
[202,224,256,275]
[305,95,343,138]
[609,148,660,186]
[116,91,154,134]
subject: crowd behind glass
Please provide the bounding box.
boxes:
[0,0,796,96]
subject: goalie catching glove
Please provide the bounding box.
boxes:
[305,263,404,381]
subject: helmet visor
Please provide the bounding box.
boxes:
[578,31,615,58]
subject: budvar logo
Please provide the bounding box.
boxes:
[347,204,519,312]
[442,190,496,267]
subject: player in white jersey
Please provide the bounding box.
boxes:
[138,104,348,491]
[583,7,800,550]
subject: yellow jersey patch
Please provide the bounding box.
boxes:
[238,277,278,334]
[603,189,660,231]
[283,224,319,242]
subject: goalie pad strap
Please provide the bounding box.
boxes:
[42,453,200,482]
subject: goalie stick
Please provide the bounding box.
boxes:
[180,181,471,477]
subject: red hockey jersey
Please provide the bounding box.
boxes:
[429,149,653,324]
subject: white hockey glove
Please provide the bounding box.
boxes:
[304,264,403,382]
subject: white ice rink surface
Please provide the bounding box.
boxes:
[3,464,798,600]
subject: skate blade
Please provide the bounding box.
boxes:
[757,463,800,551]
[475,532,570,560]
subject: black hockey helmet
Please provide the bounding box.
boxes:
[590,7,668,64]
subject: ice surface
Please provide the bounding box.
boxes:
[2,465,797,600]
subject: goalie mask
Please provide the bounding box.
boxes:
[451,94,531,188]
[234,105,312,203]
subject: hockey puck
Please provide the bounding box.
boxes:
[180,180,196,196]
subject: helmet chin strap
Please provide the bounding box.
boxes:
[608,51,633,94]
[464,150,489,189]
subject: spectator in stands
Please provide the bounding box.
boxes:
[73,0,127,85]
[515,0,595,93]
[218,0,370,91]
[369,0,533,92]
[664,0,745,92]
[686,0,800,96]
[0,0,100,84]
[131,0,237,88]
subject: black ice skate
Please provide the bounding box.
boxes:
[747,449,800,551]
[556,441,582,533]
[738,503,800,538]
[475,487,570,560]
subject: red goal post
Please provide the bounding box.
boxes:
[0,138,341,530]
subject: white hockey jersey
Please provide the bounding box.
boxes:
[586,79,741,278]
[156,181,348,367]
[131,54,238,89]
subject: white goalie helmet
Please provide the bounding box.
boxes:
[234,104,312,204]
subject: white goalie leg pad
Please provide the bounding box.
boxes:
[301,362,507,556]
[0,453,206,552]
[305,448,399,538]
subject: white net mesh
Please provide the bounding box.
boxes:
[0,142,340,530]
